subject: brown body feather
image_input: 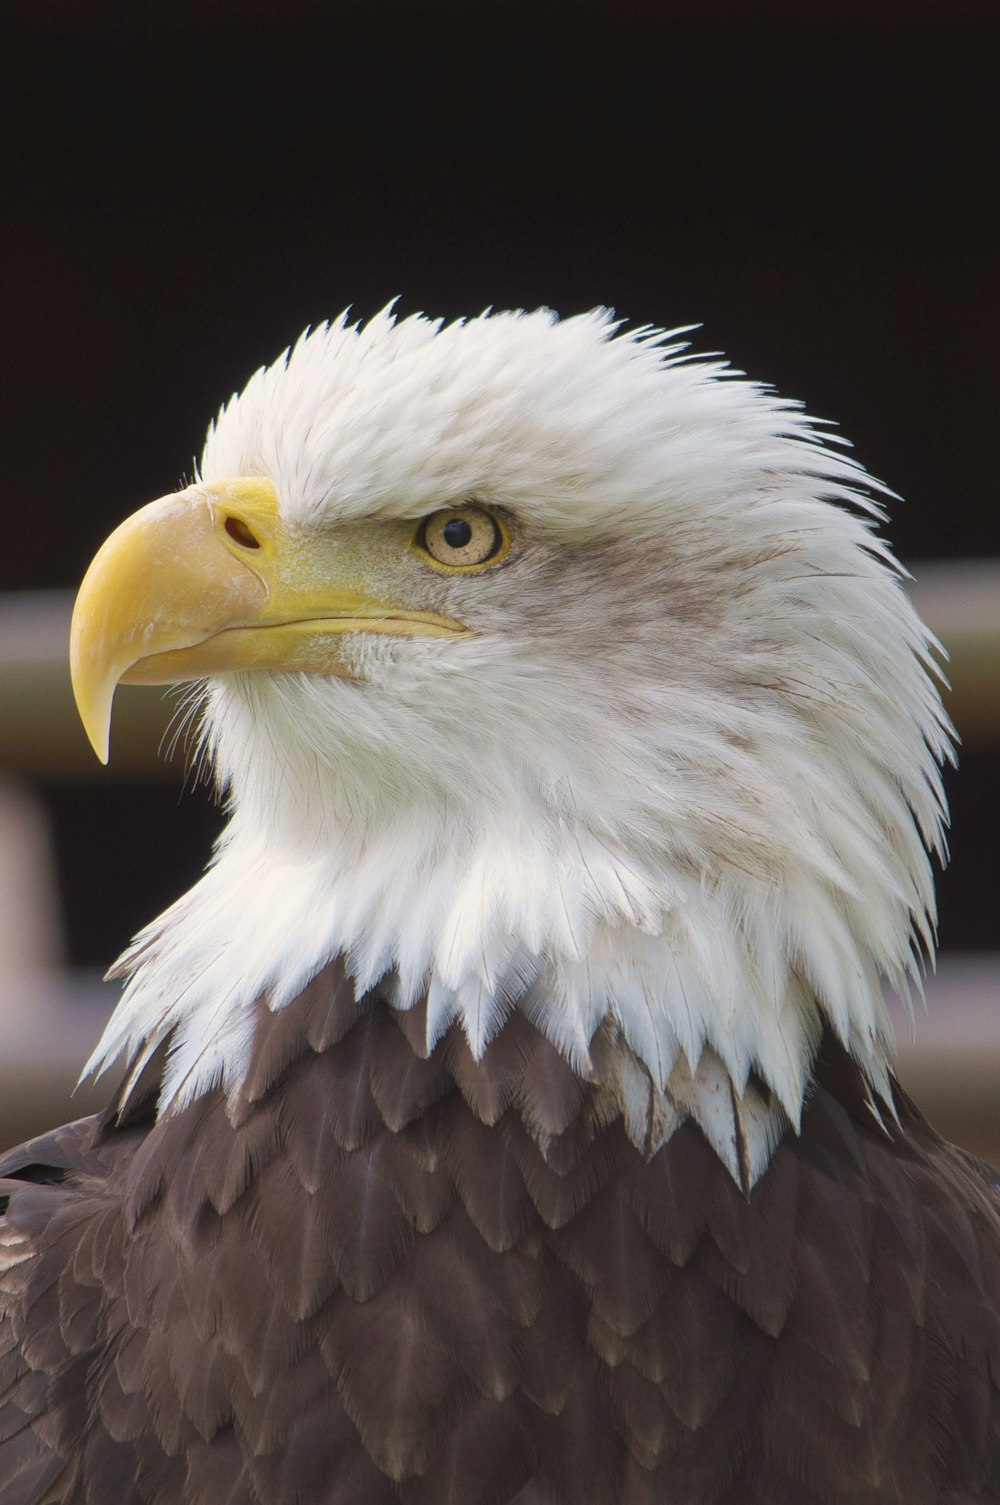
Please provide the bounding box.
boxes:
[2,962,1000,1504]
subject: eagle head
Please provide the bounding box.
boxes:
[71,306,950,1182]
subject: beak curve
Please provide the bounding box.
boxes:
[70,478,467,762]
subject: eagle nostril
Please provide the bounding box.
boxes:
[224,515,261,550]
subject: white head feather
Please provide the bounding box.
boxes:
[87,306,952,1183]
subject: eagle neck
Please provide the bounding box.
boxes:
[86,804,897,1189]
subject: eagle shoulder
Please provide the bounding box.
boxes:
[2,971,1000,1504]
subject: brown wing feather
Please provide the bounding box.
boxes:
[3,966,1000,1503]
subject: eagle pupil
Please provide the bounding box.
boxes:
[443,518,473,549]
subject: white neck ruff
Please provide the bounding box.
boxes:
[88,758,918,1186]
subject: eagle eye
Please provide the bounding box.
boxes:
[414,506,509,571]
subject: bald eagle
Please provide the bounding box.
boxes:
[2,307,998,1505]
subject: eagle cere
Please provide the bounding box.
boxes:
[2,306,998,1504]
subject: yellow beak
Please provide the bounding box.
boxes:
[70,478,467,763]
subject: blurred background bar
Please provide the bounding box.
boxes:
[4,562,1000,774]
[6,959,1000,1164]
[0,592,171,776]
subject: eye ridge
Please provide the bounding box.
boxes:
[415,505,508,571]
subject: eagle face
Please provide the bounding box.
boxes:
[72,306,950,1180]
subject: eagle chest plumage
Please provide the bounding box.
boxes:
[3,961,1000,1504]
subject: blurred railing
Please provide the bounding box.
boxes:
[0,589,176,776]
[0,564,999,1154]
[3,562,1000,775]
[2,959,999,1162]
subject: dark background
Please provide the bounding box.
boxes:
[4,0,998,968]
